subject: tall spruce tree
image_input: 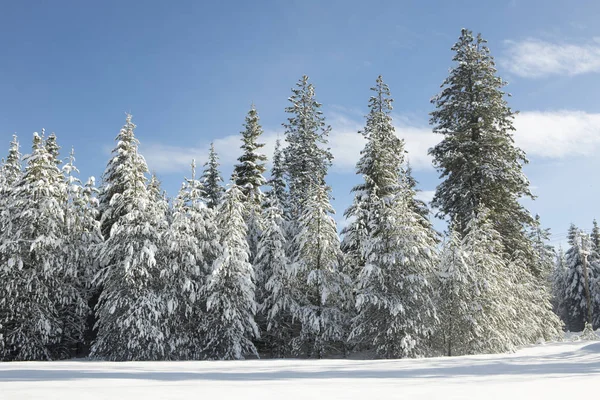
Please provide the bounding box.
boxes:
[1,135,22,190]
[165,161,220,359]
[551,247,569,326]
[233,105,268,264]
[99,114,141,239]
[591,220,600,253]
[528,214,556,279]
[349,182,438,359]
[201,143,225,209]
[563,226,600,330]
[290,184,350,358]
[342,76,405,281]
[59,149,102,357]
[234,105,267,202]
[202,179,258,360]
[436,227,481,356]
[0,136,21,237]
[283,75,333,223]
[256,193,293,357]
[92,118,170,361]
[0,133,71,360]
[267,139,287,208]
[429,29,534,266]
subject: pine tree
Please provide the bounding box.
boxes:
[233,105,268,264]
[267,139,287,208]
[349,184,438,359]
[429,29,534,265]
[234,104,267,203]
[405,160,431,224]
[99,114,145,240]
[256,194,293,357]
[92,121,169,361]
[1,135,22,190]
[453,209,561,354]
[59,149,102,357]
[551,247,569,326]
[165,161,220,359]
[0,136,21,238]
[45,133,62,168]
[591,220,600,253]
[342,76,406,281]
[563,226,600,331]
[283,75,333,222]
[528,215,556,279]
[201,143,225,209]
[202,179,258,360]
[436,227,482,356]
[290,184,350,358]
[0,133,70,360]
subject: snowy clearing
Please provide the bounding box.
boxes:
[0,339,598,399]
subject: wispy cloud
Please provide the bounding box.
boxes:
[143,108,600,176]
[501,38,600,78]
[513,110,600,158]
[415,190,435,204]
[143,112,437,175]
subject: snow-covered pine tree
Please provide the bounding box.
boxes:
[459,209,518,354]
[429,29,535,269]
[528,214,556,280]
[436,227,482,356]
[459,209,562,354]
[267,139,287,209]
[92,119,170,361]
[58,149,102,357]
[0,135,22,192]
[45,133,62,168]
[202,178,258,360]
[405,160,431,223]
[99,114,141,240]
[349,183,438,359]
[551,247,569,326]
[342,76,405,281]
[283,75,333,223]
[254,144,291,356]
[591,219,600,253]
[233,105,268,264]
[0,136,21,236]
[164,161,220,359]
[201,143,225,209]
[234,104,267,203]
[0,132,70,360]
[290,183,350,358]
[255,193,293,357]
[563,226,600,331]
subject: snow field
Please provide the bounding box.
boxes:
[0,339,598,400]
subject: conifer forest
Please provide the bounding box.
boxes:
[2,29,600,363]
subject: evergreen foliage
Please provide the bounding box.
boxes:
[202,180,258,360]
[429,29,534,265]
[0,133,70,360]
[201,143,225,209]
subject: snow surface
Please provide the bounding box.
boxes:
[0,339,598,399]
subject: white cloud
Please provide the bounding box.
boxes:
[502,39,600,78]
[513,110,600,158]
[142,131,280,175]
[415,190,435,204]
[143,112,438,175]
[143,109,600,175]
[328,112,436,172]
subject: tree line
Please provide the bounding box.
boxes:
[0,29,594,362]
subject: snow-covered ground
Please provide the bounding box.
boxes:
[1,339,598,399]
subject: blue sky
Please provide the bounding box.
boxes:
[2,0,600,245]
